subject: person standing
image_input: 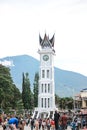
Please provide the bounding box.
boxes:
[34,119,39,130]
[46,118,51,130]
[61,112,68,130]
[54,110,60,130]
[30,118,35,130]
[50,118,55,130]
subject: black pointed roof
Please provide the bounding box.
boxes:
[39,33,55,49]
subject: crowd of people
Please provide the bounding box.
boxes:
[0,110,87,130]
[29,110,87,130]
[0,113,25,130]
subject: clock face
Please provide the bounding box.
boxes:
[43,55,49,61]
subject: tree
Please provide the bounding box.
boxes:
[22,72,32,109]
[65,97,73,109]
[56,96,73,110]
[0,64,21,111]
[22,73,26,108]
[33,72,39,107]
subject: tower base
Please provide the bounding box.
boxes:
[32,107,57,119]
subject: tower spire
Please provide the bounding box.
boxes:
[39,33,55,49]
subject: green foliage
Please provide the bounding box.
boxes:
[0,64,21,111]
[22,72,32,109]
[56,96,73,110]
[33,72,39,107]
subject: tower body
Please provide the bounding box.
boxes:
[34,34,56,118]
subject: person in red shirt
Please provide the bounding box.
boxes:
[0,116,2,125]
[50,119,55,130]
[61,112,68,130]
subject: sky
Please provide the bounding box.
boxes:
[0,0,87,76]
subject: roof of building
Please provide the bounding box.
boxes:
[39,33,55,49]
[81,88,87,92]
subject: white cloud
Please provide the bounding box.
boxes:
[0,60,14,67]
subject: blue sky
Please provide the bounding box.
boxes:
[0,0,87,76]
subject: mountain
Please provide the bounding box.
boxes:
[0,54,87,97]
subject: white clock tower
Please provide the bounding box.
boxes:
[33,33,56,118]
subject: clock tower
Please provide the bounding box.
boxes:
[33,33,56,118]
